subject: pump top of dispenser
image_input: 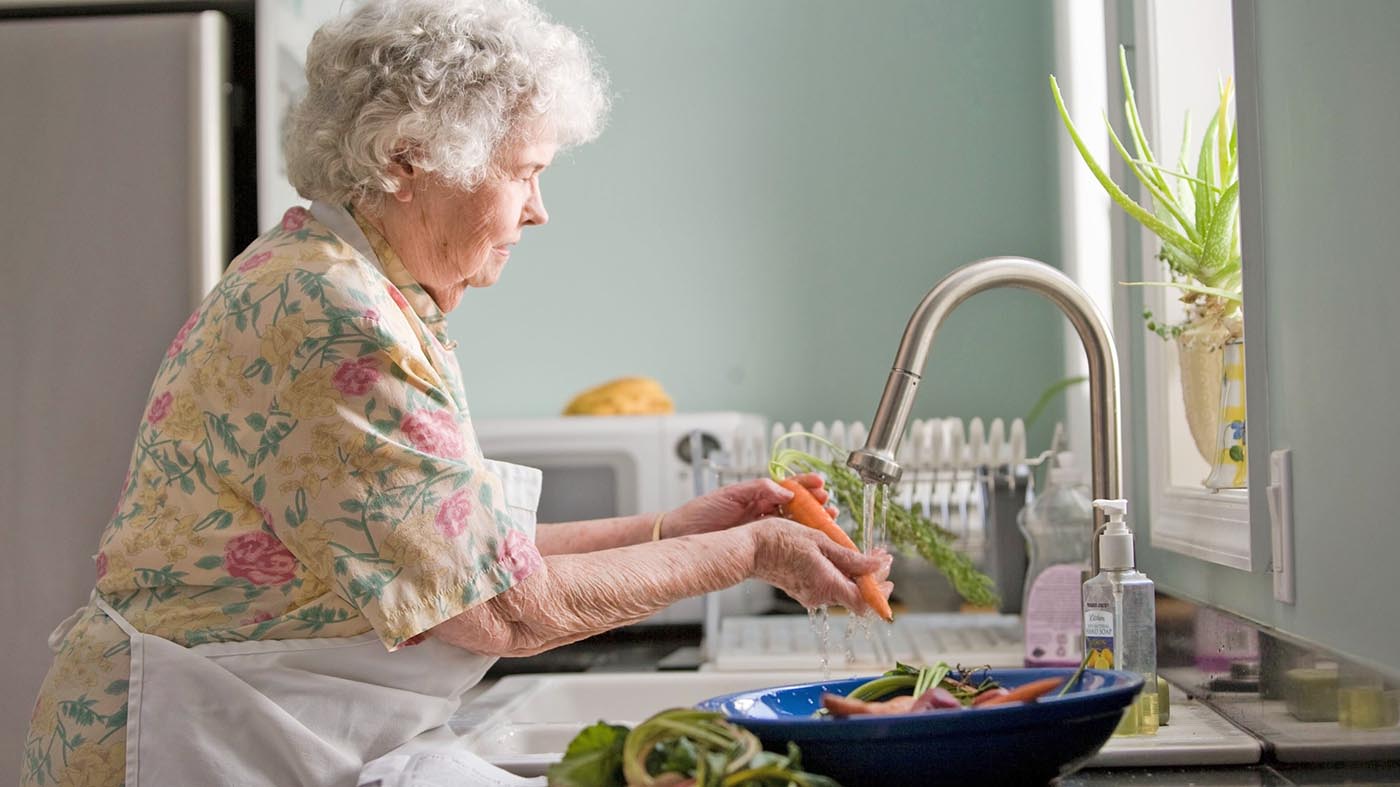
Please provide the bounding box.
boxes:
[1094,498,1134,570]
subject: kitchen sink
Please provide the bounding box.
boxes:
[450,671,832,776]
[450,670,1262,778]
[453,670,833,729]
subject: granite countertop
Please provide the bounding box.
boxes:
[1060,763,1400,785]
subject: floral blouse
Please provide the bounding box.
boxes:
[22,206,541,787]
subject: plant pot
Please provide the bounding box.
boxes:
[1177,338,1223,464]
[1175,317,1243,465]
[1203,338,1247,489]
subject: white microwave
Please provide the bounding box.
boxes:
[475,411,773,623]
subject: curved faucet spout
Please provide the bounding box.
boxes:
[847,256,1123,573]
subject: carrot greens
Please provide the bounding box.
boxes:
[770,433,999,609]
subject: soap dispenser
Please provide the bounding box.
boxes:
[1082,498,1159,735]
[1018,451,1092,667]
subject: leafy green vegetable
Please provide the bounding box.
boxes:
[646,735,698,777]
[830,662,1001,713]
[724,742,843,787]
[913,662,950,700]
[550,708,841,787]
[546,721,628,787]
[769,433,1000,609]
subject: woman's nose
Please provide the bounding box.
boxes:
[523,182,548,226]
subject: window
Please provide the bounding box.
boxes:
[1131,0,1251,569]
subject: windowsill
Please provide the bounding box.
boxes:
[1149,485,1252,570]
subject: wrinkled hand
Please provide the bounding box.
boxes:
[747,518,893,615]
[663,473,837,540]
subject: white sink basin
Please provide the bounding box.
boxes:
[451,671,835,776]
[451,671,1262,778]
[456,671,834,726]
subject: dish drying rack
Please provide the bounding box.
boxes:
[687,416,1040,665]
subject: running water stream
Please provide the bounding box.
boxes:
[806,479,897,675]
[857,481,895,665]
[806,605,831,680]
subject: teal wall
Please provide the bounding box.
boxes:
[1134,1,1400,676]
[448,1,1065,448]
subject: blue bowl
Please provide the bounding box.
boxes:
[696,668,1142,787]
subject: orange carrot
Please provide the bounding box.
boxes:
[778,478,894,622]
[821,692,916,717]
[977,677,1064,707]
[970,687,1010,706]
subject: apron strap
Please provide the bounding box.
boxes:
[91,592,146,787]
[93,593,141,639]
[47,609,85,652]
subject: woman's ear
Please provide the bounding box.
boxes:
[385,152,417,204]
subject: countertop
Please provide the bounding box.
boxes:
[1060,763,1400,785]
[478,622,1400,785]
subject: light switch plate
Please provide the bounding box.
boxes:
[1267,449,1295,603]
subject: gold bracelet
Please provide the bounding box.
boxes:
[651,512,666,542]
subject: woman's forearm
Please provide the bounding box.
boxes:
[434,527,754,656]
[533,512,660,555]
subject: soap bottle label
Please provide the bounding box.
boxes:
[1084,603,1115,669]
[1023,564,1085,667]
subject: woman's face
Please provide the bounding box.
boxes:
[378,129,557,312]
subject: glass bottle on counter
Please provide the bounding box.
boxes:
[1082,498,1158,736]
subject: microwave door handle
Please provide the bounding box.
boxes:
[689,429,724,663]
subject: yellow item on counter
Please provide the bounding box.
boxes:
[563,376,675,416]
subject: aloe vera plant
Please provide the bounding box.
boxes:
[1050,46,1241,340]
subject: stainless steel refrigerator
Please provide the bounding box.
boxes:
[0,2,342,771]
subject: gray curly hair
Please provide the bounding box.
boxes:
[284,0,610,212]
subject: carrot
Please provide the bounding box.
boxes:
[970,687,1010,706]
[778,478,894,622]
[977,677,1065,707]
[821,692,916,717]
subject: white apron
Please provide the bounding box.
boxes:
[75,458,541,787]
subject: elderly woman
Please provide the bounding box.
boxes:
[21,1,891,785]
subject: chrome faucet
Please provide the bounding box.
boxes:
[846,256,1123,575]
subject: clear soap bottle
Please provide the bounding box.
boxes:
[1082,498,1158,735]
[1018,451,1092,667]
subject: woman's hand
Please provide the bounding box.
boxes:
[746,518,893,614]
[662,473,838,540]
[433,517,893,658]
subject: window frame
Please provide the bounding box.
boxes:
[1126,0,1254,570]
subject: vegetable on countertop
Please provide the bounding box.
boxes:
[546,707,841,787]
